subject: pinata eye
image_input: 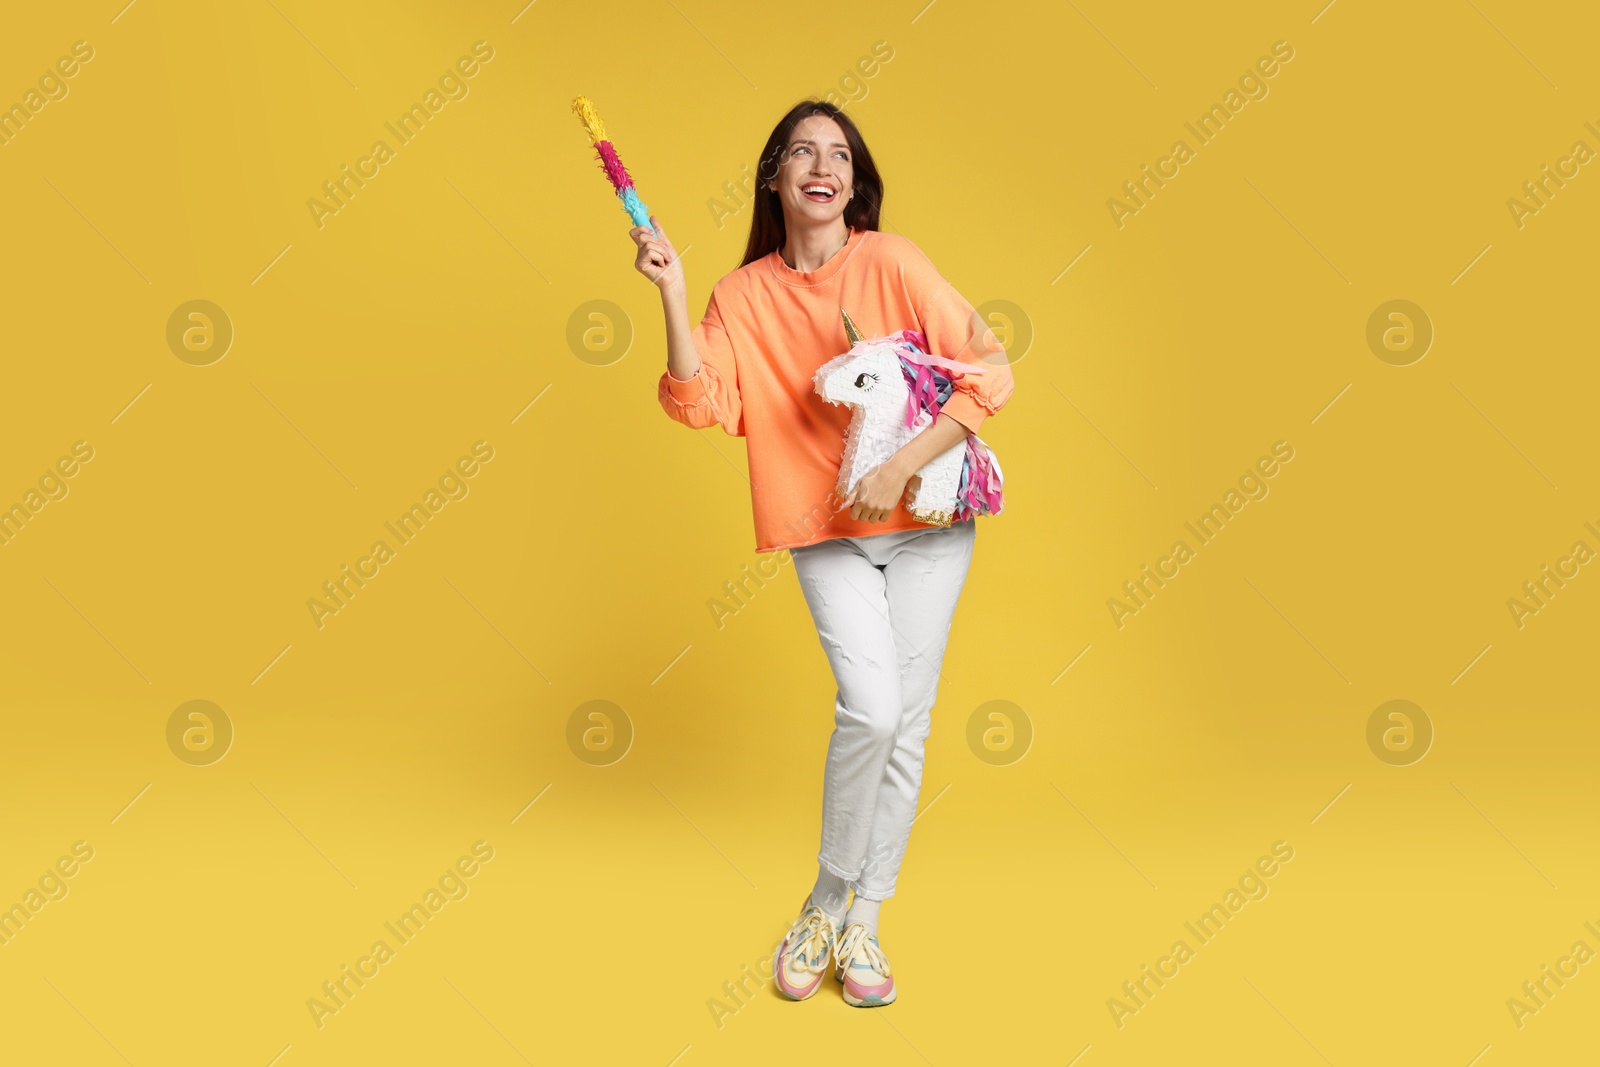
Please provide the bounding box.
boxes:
[854,372,878,390]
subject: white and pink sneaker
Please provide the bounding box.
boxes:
[772,897,839,1001]
[834,922,896,1006]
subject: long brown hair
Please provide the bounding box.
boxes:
[739,100,883,268]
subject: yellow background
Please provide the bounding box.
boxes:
[1,0,1596,1064]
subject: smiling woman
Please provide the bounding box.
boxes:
[630,98,1015,1008]
[736,102,884,267]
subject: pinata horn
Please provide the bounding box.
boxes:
[841,308,863,346]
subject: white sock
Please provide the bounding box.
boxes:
[845,895,881,935]
[810,869,850,925]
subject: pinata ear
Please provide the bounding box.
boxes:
[841,308,863,346]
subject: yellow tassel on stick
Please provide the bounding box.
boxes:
[571,96,606,144]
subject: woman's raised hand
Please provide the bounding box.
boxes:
[630,215,685,293]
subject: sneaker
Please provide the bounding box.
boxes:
[772,897,839,1001]
[834,922,896,1006]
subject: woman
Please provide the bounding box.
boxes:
[632,100,1014,1007]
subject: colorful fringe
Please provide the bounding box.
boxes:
[571,96,652,229]
[889,330,1004,521]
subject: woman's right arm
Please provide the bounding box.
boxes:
[631,218,744,435]
[629,216,700,380]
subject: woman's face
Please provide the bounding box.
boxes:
[767,114,855,227]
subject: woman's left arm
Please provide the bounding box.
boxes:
[845,235,1017,522]
[842,412,969,522]
[887,412,969,478]
[902,237,1016,433]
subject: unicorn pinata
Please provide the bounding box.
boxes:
[813,309,1005,527]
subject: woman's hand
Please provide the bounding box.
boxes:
[842,460,913,523]
[630,215,685,293]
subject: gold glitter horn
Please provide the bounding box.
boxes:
[841,308,864,346]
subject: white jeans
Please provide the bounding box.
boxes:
[790,517,977,902]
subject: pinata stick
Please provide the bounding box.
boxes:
[572,96,654,232]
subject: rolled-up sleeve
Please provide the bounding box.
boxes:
[900,242,1015,435]
[657,286,744,437]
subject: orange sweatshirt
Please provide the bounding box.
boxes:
[657,227,1015,553]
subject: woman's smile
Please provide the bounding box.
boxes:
[773,114,854,219]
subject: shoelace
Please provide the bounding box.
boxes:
[834,923,891,978]
[784,907,838,975]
